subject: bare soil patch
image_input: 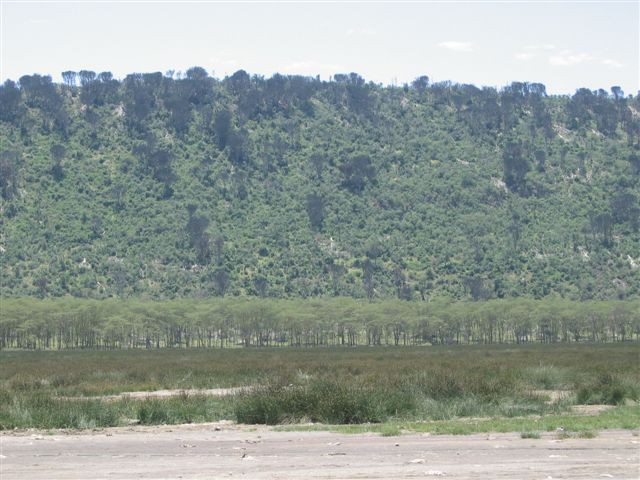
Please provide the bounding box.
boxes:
[1,424,638,479]
[57,387,247,402]
[570,404,616,415]
[531,389,572,403]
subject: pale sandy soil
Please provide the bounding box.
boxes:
[57,387,247,402]
[1,423,638,479]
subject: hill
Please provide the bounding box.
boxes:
[1,69,638,300]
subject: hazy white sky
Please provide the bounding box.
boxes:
[1,1,638,95]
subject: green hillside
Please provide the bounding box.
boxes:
[1,70,638,300]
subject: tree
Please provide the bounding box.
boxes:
[122,73,157,124]
[611,86,624,101]
[227,69,251,95]
[19,74,63,116]
[34,277,48,298]
[502,140,530,195]
[214,109,233,149]
[213,268,230,297]
[78,71,119,107]
[309,153,326,179]
[326,261,346,295]
[611,192,637,224]
[195,234,211,265]
[163,85,192,133]
[463,276,492,301]
[50,144,66,181]
[306,193,325,230]
[78,70,96,86]
[61,71,77,88]
[213,236,225,266]
[393,266,412,300]
[0,150,19,199]
[340,155,376,193]
[344,73,372,114]
[135,136,177,191]
[627,153,640,175]
[566,88,594,129]
[363,259,375,300]
[0,80,23,123]
[186,206,211,264]
[507,207,523,253]
[411,75,429,95]
[228,129,249,165]
[589,213,614,247]
[253,275,268,297]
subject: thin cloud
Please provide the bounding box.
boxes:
[346,28,376,37]
[549,52,596,66]
[549,50,623,68]
[438,41,474,52]
[524,44,556,51]
[601,58,624,68]
[514,52,536,61]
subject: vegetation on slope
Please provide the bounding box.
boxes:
[1,69,639,300]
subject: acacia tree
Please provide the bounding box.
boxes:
[306,193,325,230]
[50,144,66,180]
[0,150,19,199]
[502,140,530,195]
[340,155,376,193]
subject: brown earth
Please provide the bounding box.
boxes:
[1,423,638,479]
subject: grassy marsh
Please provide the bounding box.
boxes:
[1,343,638,430]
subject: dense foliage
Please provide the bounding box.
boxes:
[1,69,639,300]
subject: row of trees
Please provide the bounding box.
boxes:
[1,298,638,350]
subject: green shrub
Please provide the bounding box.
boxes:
[234,380,409,425]
[137,399,171,425]
[576,373,638,405]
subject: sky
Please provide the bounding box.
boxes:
[1,1,638,95]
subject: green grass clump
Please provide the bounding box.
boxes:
[137,395,232,425]
[520,431,541,439]
[523,365,571,390]
[234,380,397,424]
[233,373,562,426]
[380,425,402,436]
[0,389,233,430]
[0,391,123,430]
[576,373,639,405]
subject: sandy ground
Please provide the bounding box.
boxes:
[1,423,639,479]
[57,387,247,402]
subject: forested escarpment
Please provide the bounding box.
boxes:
[0,69,639,300]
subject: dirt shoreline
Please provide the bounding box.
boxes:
[1,423,638,479]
